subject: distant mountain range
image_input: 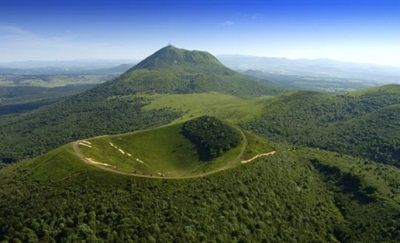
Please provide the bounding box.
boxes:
[219,55,400,84]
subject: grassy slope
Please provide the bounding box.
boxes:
[242,131,274,160]
[78,123,271,177]
[140,92,271,124]
[0,142,399,241]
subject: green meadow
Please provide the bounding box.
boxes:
[140,92,272,124]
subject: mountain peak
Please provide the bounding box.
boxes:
[90,45,276,97]
[133,45,223,70]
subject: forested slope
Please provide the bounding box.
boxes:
[0,142,399,242]
[245,84,400,166]
[0,95,178,164]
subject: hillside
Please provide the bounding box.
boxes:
[244,84,400,166]
[0,46,282,165]
[72,118,273,178]
[91,45,283,97]
[0,95,179,165]
[0,139,399,241]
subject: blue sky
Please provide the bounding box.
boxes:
[1,0,399,65]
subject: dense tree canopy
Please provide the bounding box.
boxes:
[0,144,399,242]
[244,85,400,166]
[182,116,241,160]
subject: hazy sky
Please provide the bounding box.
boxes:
[1,0,400,66]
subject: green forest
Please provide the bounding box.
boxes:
[0,143,399,242]
[181,116,241,160]
[244,85,400,167]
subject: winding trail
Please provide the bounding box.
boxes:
[71,128,276,180]
[241,151,276,164]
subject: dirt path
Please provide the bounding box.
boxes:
[85,157,116,168]
[78,142,92,148]
[71,128,275,180]
[241,151,276,164]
